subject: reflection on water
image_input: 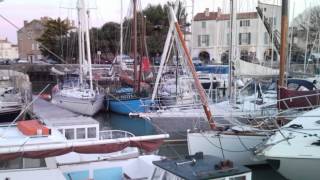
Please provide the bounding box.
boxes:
[94,111,156,136]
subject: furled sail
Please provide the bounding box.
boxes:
[235,59,279,77]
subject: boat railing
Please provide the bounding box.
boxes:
[99,130,135,140]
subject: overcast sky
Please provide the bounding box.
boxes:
[0,0,317,44]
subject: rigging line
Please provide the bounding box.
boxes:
[0,14,67,64]
[217,134,225,160]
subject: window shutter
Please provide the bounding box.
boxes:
[248,33,251,44]
[239,33,242,45]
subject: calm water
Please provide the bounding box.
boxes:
[94,111,286,180]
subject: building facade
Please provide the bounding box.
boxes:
[17,17,48,62]
[192,2,281,64]
[0,38,18,60]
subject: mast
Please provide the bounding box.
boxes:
[120,0,123,63]
[151,0,180,101]
[82,0,93,91]
[133,0,138,93]
[77,0,83,86]
[229,0,237,102]
[279,0,288,87]
[169,7,215,129]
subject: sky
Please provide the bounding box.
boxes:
[0,0,316,44]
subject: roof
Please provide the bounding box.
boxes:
[153,154,251,180]
[194,11,258,21]
[44,116,99,127]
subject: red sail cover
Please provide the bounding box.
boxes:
[0,139,164,161]
[278,87,320,110]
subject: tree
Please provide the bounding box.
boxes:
[37,18,74,63]
[290,6,320,63]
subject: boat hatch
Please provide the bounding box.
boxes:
[17,120,51,136]
[152,152,252,180]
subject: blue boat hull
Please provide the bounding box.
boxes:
[107,98,151,115]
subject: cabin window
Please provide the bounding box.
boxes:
[88,127,97,138]
[65,128,75,140]
[23,158,46,168]
[0,158,45,170]
[230,176,247,180]
[0,157,22,170]
[76,128,86,139]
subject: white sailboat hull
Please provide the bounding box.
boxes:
[187,131,267,165]
[267,157,320,180]
[52,94,104,116]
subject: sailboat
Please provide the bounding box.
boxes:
[51,0,104,116]
[107,0,152,115]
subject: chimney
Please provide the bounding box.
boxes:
[205,8,210,17]
[217,7,222,17]
[23,20,28,26]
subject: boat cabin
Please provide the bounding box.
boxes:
[152,152,252,180]
[43,116,100,141]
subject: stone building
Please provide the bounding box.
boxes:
[191,2,281,64]
[0,37,18,60]
[17,17,48,62]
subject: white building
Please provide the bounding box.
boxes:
[0,37,19,60]
[192,2,281,64]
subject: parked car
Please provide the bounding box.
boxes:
[192,57,203,66]
[45,59,59,64]
[113,55,134,65]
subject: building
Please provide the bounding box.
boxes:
[191,2,281,64]
[0,37,19,60]
[17,17,48,62]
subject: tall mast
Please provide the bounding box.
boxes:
[120,0,123,63]
[84,3,93,91]
[77,0,83,85]
[169,7,215,129]
[279,0,288,87]
[229,0,236,102]
[133,0,138,93]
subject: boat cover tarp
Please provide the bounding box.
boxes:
[0,139,164,161]
[235,59,279,77]
[278,87,320,110]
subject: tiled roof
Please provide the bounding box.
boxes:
[194,11,258,21]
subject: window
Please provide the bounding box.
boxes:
[240,20,250,27]
[65,128,75,140]
[58,129,63,134]
[88,127,97,138]
[239,33,251,45]
[76,128,86,139]
[198,35,201,47]
[227,33,231,45]
[227,21,230,28]
[201,21,206,28]
[268,17,277,26]
[202,35,209,47]
[264,32,269,44]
